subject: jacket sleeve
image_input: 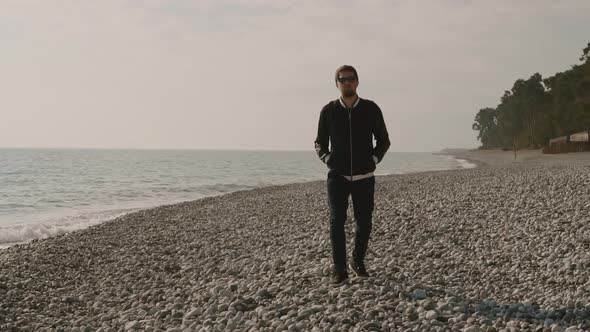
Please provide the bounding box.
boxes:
[372,104,390,163]
[314,106,330,163]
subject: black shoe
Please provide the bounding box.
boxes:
[350,261,370,278]
[330,271,349,285]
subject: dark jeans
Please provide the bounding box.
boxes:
[327,170,375,274]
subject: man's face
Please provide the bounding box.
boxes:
[336,71,358,97]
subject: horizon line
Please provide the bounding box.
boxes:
[0,146,463,153]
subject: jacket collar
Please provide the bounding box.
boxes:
[339,96,360,109]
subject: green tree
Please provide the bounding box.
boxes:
[474,42,590,150]
[472,107,499,149]
[496,90,525,157]
[579,42,590,62]
[508,73,549,147]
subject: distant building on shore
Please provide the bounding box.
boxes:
[543,131,590,154]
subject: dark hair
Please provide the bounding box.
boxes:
[335,65,358,83]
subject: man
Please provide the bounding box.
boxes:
[314,65,391,285]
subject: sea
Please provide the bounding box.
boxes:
[0,148,475,248]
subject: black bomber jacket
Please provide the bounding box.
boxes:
[314,97,391,177]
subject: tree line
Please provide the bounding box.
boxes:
[473,43,590,150]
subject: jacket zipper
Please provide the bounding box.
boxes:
[348,107,353,180]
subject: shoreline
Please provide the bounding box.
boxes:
[444,155,488,169]
[438,148,590,167]
[0,155,476,250]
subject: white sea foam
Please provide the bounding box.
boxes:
[0,208,136,248]
[441,155,478,169]
[455,158,477,169]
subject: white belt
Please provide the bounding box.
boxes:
[340,172,374,181]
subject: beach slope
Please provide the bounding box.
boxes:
[1,154,590,331]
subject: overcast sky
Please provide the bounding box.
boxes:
[2,0,589,152]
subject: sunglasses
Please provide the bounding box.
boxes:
[337,76,357,84]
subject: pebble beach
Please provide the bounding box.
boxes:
[1,150,590,332]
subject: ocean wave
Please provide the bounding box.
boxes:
[0,208,136,247]
[455,158,477,169]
